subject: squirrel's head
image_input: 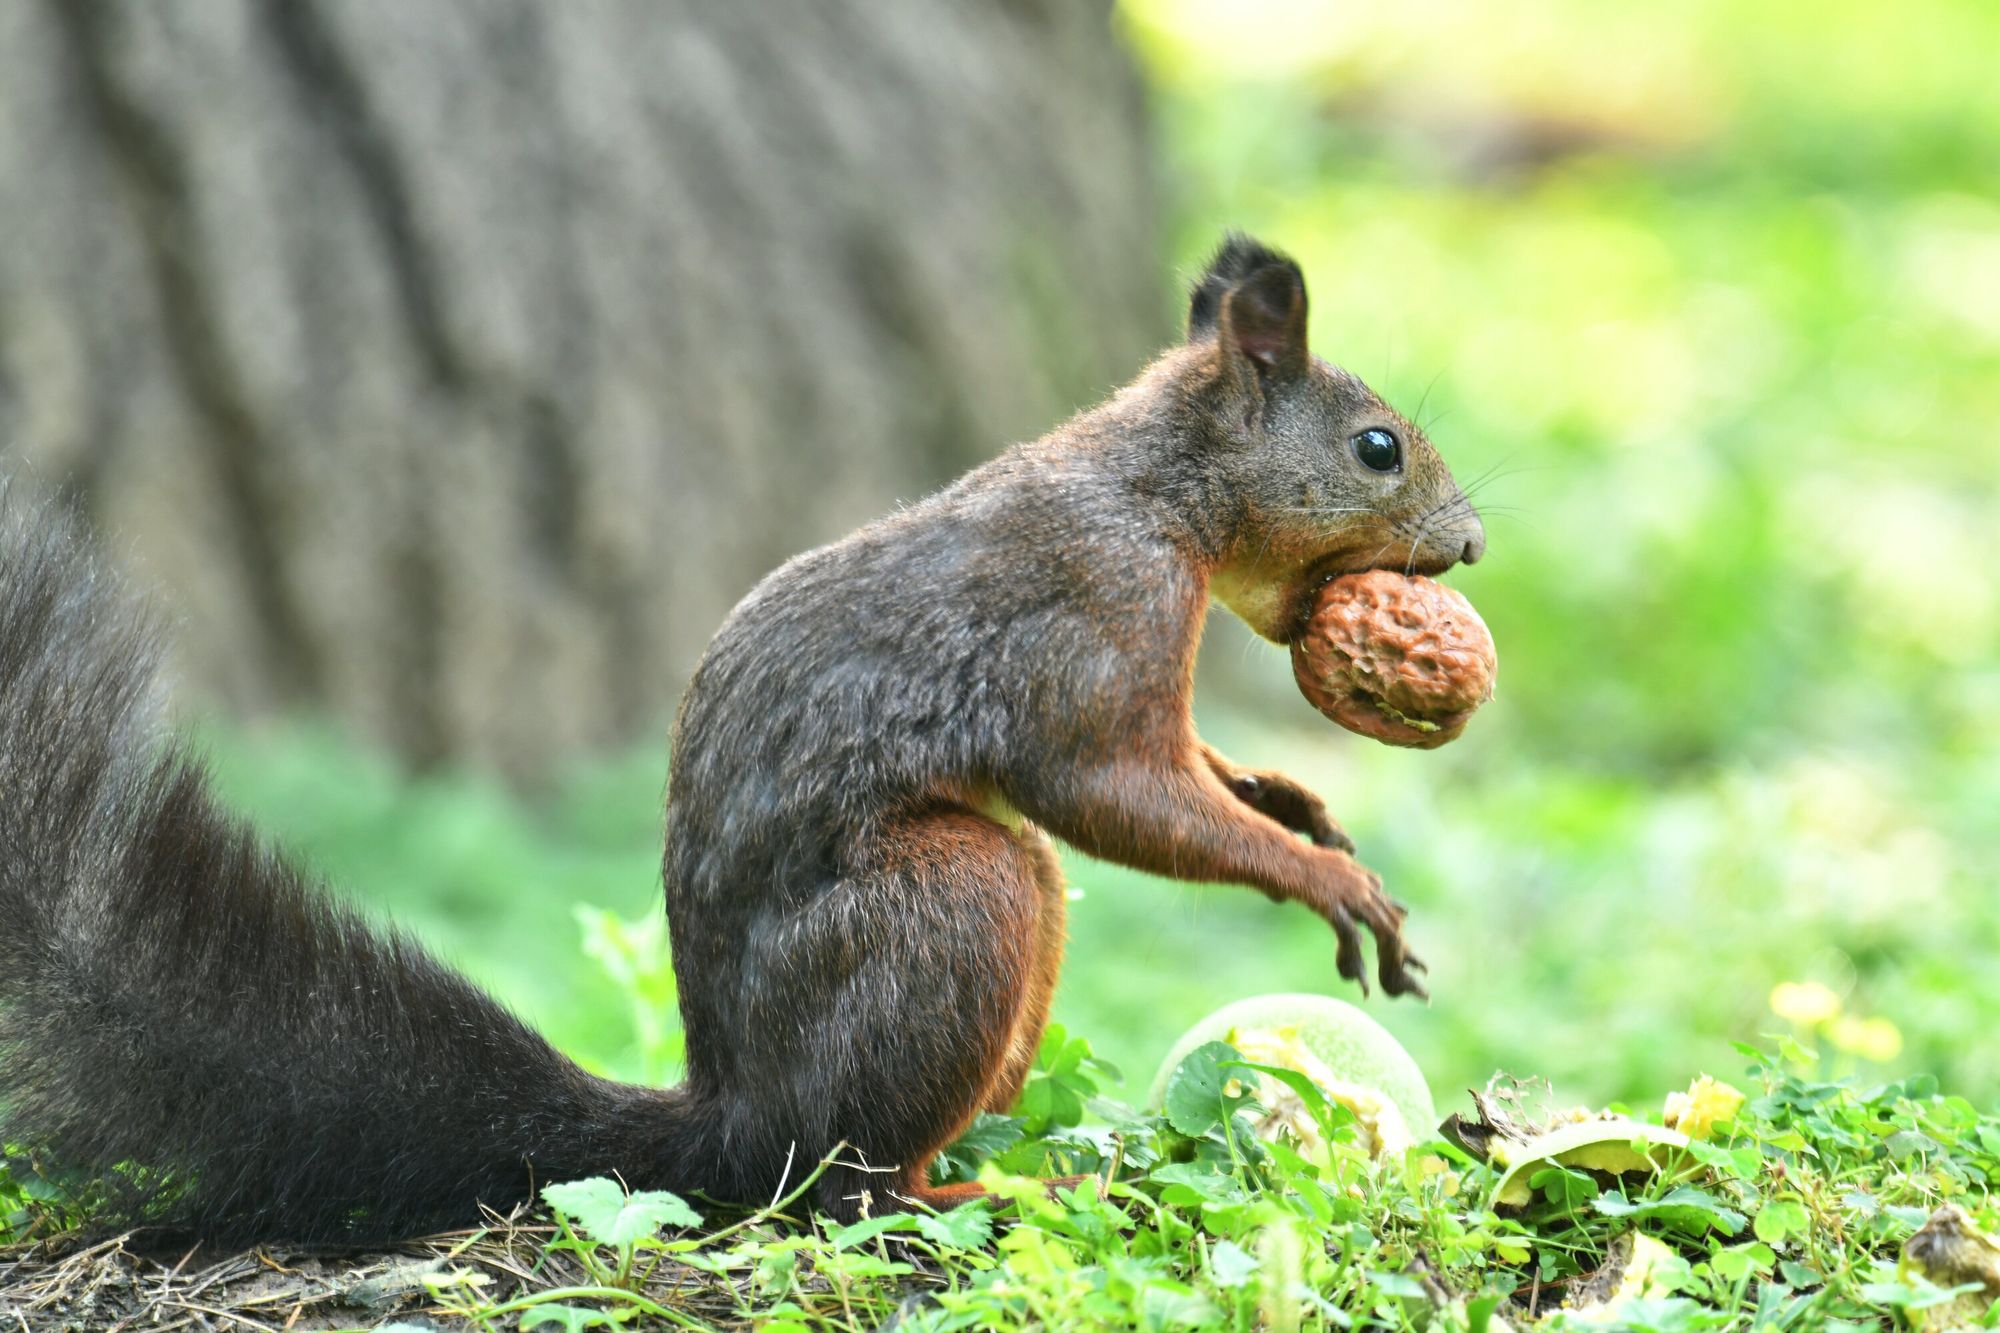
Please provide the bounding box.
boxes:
[1167,233,1486,643]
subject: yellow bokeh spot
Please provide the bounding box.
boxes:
[1829,1015,1904,1064]
[1770,980,1843,1028]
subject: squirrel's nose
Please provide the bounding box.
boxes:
[1459,530,1486,565]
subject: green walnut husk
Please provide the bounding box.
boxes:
[1151,993,1439,1156]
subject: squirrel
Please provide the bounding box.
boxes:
[0,234,1484,1246]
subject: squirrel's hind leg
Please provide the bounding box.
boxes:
[797,807,1044,1223]
[980,824,1068,1115]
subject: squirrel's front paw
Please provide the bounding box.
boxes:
[1229,772,1356,854]
[1322,858,1426,1001]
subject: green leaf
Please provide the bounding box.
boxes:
[1013,1028,1108,1134]
[1753,1199,1811,1244]
[1884,1131,1939,1162]
[1039,1023,1083,1076]
[1226,1060,1359,1145]
[1596,1186,1747,1238]
[1779,1259,1823,1288]
[820,1250,916,1278]
[541,1178,701,1247]
[1886,1204,1934,1233]
[1163,1042,1246,1137]
[916,1203,995,1251]
[1709,1240,1776,1283]
[1775,1035,1819,1068]
[829,1212,922,1249]
[1466,1294,1503,1333]
[933,1113,1026,1183]
[1016,1078,1053,1125]
[1149,1161,1250,1206]
[1139,1280,1221,1328]
[1208,1239,1259,1288]
[519,1306,620,1332]
[1368,1269,1429,1300]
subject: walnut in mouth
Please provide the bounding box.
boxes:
[1290,570,1496,750]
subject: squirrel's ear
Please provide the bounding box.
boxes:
[1217,262,1308,380]
[1187,233,1309,383]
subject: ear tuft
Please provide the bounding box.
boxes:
[1187,231,1302,340]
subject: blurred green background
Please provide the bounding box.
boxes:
[202,0,1999,1116]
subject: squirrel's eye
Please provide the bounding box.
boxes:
[1351,428,1401,473]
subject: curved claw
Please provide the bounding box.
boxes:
[1372,924,1428,1000]
[1314,819,1357,856]
[1330,881,1424,1001]
[1331,905,1368,996]
[1383,965,1429,1001]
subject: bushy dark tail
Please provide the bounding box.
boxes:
[0,486,707,1247]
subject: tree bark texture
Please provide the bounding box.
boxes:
[0,0,1163,777]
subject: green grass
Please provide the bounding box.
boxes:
[363,1033,2000,1331]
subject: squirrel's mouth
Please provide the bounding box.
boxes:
[1212,534,1467,646]
[1308,546,1463,584]
[1276,545,1464,643]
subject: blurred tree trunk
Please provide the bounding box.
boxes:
[0,0,1163,778]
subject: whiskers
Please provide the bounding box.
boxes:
[1412,369,1448,434]
[1425,454,1547,542]
[1454,457,1546,511]
[1404,512,1438,576]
